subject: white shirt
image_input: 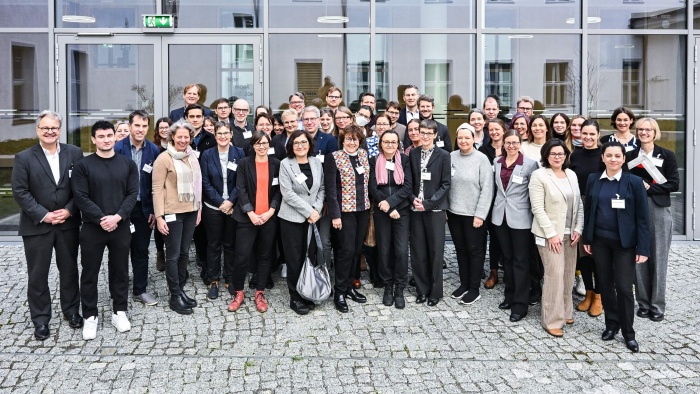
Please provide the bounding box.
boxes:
[406,109,420,122]
[600,169,622,181]
[42,144,61,184]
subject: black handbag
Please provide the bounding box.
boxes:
[296,223,332,302]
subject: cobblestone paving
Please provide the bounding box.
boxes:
[0,242,698,393]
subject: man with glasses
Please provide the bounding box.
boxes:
[213,97,233,124]
[169,84,213,121]
[302,106,338,159]
[289,92,306,130]
[12,110,85,341]
[114,110,161,307]
[418,95,452,152]
[398,84,420,126]
[385,101,406,144]
[516,96,535,117]
[326,87,343,113]
[230,98,254,155]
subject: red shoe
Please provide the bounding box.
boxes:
[254,290,268,313]
[227,291,245,312]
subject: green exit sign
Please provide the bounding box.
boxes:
[143,15,174,29]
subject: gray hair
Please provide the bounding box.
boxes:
[468,108,486,119]
[302,106,320,118]
[167,119,195,144]
[281,108,298,120]
[517,96,534,107]
[37,110,62,127]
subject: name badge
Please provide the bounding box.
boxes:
[272,177,279,186]
[227,161,238,171]
[193,150,201,159]
[295,173,308,184]
[243,131,252,139]
[142,163,153,174]
[624,145,634,152]
[451,169,456,177]
[611,199,625,209]
[69,170,72,178]
[129,224,136,233]
[385,162,395,171]
[535,236,546,247]
[512,175,524,184]
[267,147,275,156]
[421,172,432,181]
[164,214,177,223]
[356,166,365,175]
[650,157,664,167]
[316,154,325,163]
[436,141,445,148]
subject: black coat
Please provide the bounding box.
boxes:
[624,145,680,208]
[369,153,412,211]
[408,147,451,211]
[232,156,282,223]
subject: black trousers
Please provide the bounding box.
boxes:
[332,210,370,294]
[578,255,598,292]
[493,223,531,316]
[447,211,486,292]
[375,206,410,289]
[231,219,276,292]
[79,221,131,318]
[23,227,80,327]
[154,226,164,252]
[279,219,315,302]
[162,211,198,295]
[529,234,544,296]
[130,202,152,295]
[410,210,446,299]
[591,236,637,340]
[202,205,237,283]
[193,218,207,264]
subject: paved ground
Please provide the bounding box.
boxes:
[0,242,699,393]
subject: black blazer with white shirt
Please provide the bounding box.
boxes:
[408,147,451,211]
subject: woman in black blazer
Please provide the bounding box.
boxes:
[201,122,246,301]
[624,118,679,323]
[408,119,451,307]
[228,131,281,313]
[583,141,650,353]
[369,130,412,309]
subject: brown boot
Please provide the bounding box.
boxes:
[588,293,603,317]
[484,269,498,289]
[577,290,594,312]
[156,250,165,272]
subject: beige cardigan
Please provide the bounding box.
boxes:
[152,151,200,217]
[528,167,583,239]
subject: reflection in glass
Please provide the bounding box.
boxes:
[0,0,48,28]
[588,35,686,234]
[269,34,370,113]
[483,0,580,29]
[56,0,155,28]
[269,0,368,28]
[162,0,262,28]
[588,0,686,29]
[375,34,475,135]
[66,44,154,151]
[484,35,581,116]
[377,0,474,29]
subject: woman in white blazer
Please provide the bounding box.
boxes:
[278,130,325,316]
[529,139,583,338]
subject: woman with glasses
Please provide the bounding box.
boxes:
[385,101,406,143]
[325,125,371,313]
[625,118,679,323]
[529,139,583,337]
[334,107,354,135]
[152,117,173,271]
[492,130,538,323]
[228,131,281,313]
[115,121,130,141]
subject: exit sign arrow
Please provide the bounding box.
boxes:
[142,15,174,29]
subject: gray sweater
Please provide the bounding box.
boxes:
[448,149,494,219]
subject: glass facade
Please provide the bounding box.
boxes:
[0,1,697,237]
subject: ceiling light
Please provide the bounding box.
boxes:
[318,34,342,38]
[62,15,96,23]
[317,16,349,24]
[508,35,533,39]
[614,44,635,49]
[587,17,601,24]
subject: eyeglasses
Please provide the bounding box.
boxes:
[504,141,521,146]
[335,116,351,120]
[216,132,231,137]
[216,106,231,111]
[327,95,341,100]
[386,110,400,115]
[254,142,270,147]
[345,138,359,142]
[549,153,566,158]
[517,106,533,112]
[302,117,318,122]
[419,131,435,136]
[38,127,60,132]
[293,140,309,147]
[382,141,398,146]
[375,123,391,127]
[232,108,249,113]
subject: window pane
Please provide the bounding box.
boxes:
[588,0,687,29]
[588,35,686,234]
[483,0,580,29]
[269,34,370,112]
[0,34,51,233]
[377,0,474,29]
[163,0,263,28]
[375,34,475,137]
[56,0,155,28]
[269,0,368,28]
[0,0,48,28]
[484,35,581,116]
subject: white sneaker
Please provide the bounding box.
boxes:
[111,311,131,333]
[83,316,98,340]
[280,264,287,278]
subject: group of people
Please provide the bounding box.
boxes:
[13,83,678,355]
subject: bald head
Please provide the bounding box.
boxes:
[232,99,250,126]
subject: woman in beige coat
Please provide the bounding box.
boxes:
[529,139,583,337]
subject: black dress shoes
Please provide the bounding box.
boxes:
[34,325,50,341]
[394,288,406,309]
[509,313,526,322]
[601,329,619,341]
[636,308,650,318]
[427,298,440,307]
[180,291,197,307]
[382,287,394,306]
[626,339,639,353]
[65,313,83,329]
[498,301,511,310]
[649,312,664,322]
[415,294,427,304]
[290,300,310,315]
[334,294,349,313]
[409,277,416,287]
[303,299,316,311]
[346,289,367,303]
[170,294,193,315]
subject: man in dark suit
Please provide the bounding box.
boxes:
[115,110,161,306]
[301,106,338,159]
[397,84,420,127]
[169,83,213,121]
[12,110,85,340]
[418,94,452,152]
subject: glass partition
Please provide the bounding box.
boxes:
[483,0,580,29]
[377,0,474,29]
[162,0,263,28]
[588,0,687,29]
[0,0,48,28]
[56,0,155,28]
[269,0,369,29]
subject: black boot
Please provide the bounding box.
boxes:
[394,286,405,309]
[180,291,197,307]
[382,286,394,306]
[170,293,193,315]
